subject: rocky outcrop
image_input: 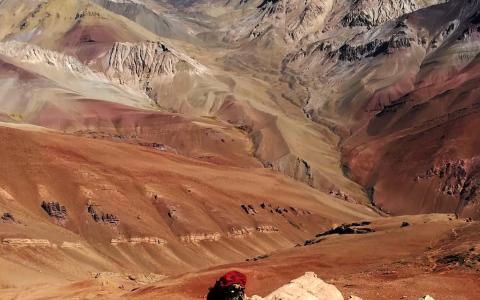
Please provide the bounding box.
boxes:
[417,160,468,195]
[92,271,165,287]
[342,0,445,27]
[139,142,167,151]
[459,11,480,40]
[73,130,136,141]
[180,225,283,242]
[103,41,207,91]
[248,202,312,216]
[227,227,254,238]
[72,131,172,152]
[243,0,285,40]
[286,0,334,42]
[3,239,84,249]
[16,1,47,31]
[273,206,289,216]
[333,33,414,62]
[2,238,54,247]
[260,202,273,211]
[60,241,84,249]
[246,254,269,262]
[111,237,167,246]
[249,272,344,300]
[436,252,480,269]
[75,8,102,20]
[460,174,480,205]
[87,202,119,226]
[329,188,356,203]
[227,0,333,43]
[341,10,373,28]
[167,207,178,219]
[1,212,16,223]
[316,222,373,236]
[375,98,409,116]
[334,39,384,61]
[41,201,67,220]
[179,232,222,243]
[416,159,480,208]
[228,0,442,44]
[241,204,257,215]
[272,156,314,187]
[0,41,97,76]
[256,225,279,233]
[304,222,373,245]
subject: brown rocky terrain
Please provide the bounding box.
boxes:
[0,0,479,299]
[0,120,375,296]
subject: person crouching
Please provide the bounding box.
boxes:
[207,271,247,300]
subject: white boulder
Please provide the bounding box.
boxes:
[250,272,344,300]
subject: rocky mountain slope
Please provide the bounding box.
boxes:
[0,119,374,292]
[224,0,334,45]
[223,0,445,45]
[92,0,205,42]
[103,40,207,87]
[197,0,480,218]
[282,0,480,218]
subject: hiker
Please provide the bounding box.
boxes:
[207,271,247,300]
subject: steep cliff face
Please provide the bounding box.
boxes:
[341,0,446,27]
[415,159,480,214]
[286,0,479,119]
[225,0,334,44]
[102,41,208,91]
[0,41,96,77]
[287,0,334,42]
[225,0,444,45]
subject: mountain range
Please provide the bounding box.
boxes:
[0,0,479,299]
